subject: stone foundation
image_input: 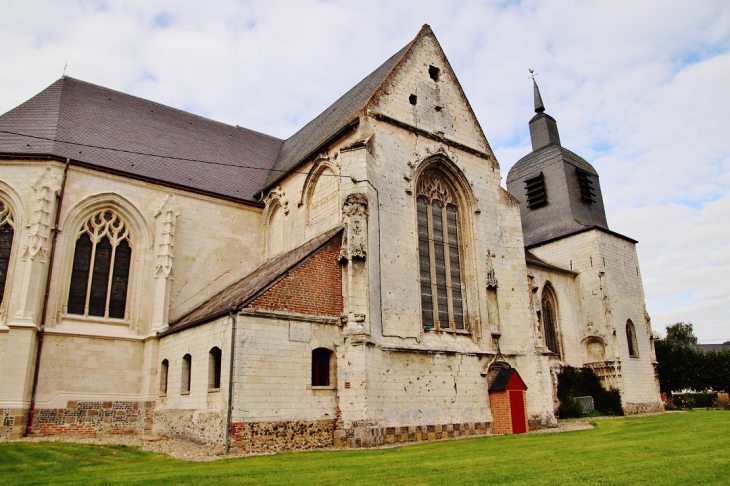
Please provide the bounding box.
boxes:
[153,410,226,446]
[1,408,29,439]
[229,419,335,453]
[334,421,491,448]
[30,401,154,436]
[528,412,558,430]
[623,401,665,415]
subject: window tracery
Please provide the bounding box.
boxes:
[416,170,465,332]
[67,210,132,319]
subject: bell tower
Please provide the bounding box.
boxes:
[507,80,609,247]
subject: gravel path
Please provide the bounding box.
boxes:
[1,412,672,462]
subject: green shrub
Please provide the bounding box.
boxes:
[558,396,584,418]
[557,366,623,416]
[673,393,717,409]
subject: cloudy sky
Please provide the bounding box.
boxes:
[1,0,728,342]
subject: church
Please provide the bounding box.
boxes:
[0,25,662,450]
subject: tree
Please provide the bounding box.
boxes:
[665,322,698,345]
[655,322,730,395]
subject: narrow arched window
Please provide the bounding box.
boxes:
[311,348,333,387]
[416,170,465,332]
[267,204,284,257]
[0,200,15,306]
[626,320,639,358]
[209,347,222,390]
[181,354,192,394]
[67,210,131,319]
[159,359,169,395]
[541,284,560,354]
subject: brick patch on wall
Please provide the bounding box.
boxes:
[249,235,343,317]
[30,401,154,436]
[229,419,336,453]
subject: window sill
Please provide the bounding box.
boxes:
[59,312,130,326]
[158,393,167,398]
[423,328,471,336]
[208,388,220,393]
[180,391,190,396]
[308,385,335,391]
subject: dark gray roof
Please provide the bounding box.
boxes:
[506,145,598,184]
[261,43,411,192]
[0,77,283,203]
[165,227,342,334]
[488,368,527,391]
[692,344,730,353]
[524,250,577,276]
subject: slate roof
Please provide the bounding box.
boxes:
[0,26,437,203]
[506,144,598,184]
[261,43,411,191]
[0,77,283,203]
[692,344,730,353]
[164,227,342,334]
[524,250,577,276]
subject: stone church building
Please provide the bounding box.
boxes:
[0,25,662,449]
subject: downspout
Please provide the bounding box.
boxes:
[26,158,71,436]
[224,309,237,454]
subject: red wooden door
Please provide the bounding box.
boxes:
[509,390,526,434]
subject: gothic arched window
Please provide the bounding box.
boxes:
[67,210,132,319]
[417,170,465,332]
[541,284,560,354]
[626,320,639,358]
[0,200,14,306]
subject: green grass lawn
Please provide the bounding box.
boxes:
[1,411,728,485]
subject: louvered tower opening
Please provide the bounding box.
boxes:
[576,168,596,204]
[524,172,547,209]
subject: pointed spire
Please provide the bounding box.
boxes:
[533,79,545,114]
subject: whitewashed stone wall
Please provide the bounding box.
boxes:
[529,229,662,412]
[154,315,231,444]
[0,160,263,412]
[232,315,341,423]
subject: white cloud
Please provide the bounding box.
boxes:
[1,0,728,341]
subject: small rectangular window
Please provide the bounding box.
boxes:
[525,172,547,209]
[312,348,332,386]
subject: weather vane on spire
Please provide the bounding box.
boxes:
[528,69,538,81]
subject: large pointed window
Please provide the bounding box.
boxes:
[67,210,132,319]
[541,283,560,354]
[0,200,14,306]
[417,170,465,332]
